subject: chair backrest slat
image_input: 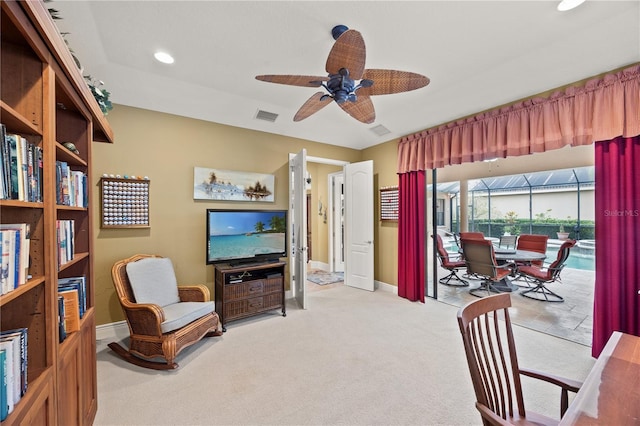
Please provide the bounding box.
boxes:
[458,294,526,422]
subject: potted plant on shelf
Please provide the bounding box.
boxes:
[557,224,570,240]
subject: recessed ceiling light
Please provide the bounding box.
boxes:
[154,51,174,64]
[557,0,586,12]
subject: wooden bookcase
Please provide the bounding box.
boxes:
[214,262,286,332]
[0,1,113,424]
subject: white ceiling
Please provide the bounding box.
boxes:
[51,1,640,150]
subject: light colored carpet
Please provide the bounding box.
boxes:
[94,286,595,425]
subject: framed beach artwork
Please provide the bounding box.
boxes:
[194,167,275,202]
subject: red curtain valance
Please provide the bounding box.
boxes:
[398,64,640,172]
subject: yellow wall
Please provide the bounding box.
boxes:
[361,139,401,286]
[93,105,361,325]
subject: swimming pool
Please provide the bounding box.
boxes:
[546,241,595,271]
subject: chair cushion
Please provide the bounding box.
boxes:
[161,301,215,333]
[126,257,180,307]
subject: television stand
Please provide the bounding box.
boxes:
[214,261,286,332]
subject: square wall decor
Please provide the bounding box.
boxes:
[194,167,275,202]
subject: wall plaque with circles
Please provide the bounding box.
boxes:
[100,177,150,228]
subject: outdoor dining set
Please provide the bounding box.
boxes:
[434,232,576,302]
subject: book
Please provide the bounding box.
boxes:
[0,230,16,293]
[0,329,27,398]
[58,276,86,318]
[0,349,7,421]
[0,224,30,286]
[58,296,67,343]
[59,289,80,333]
[0,231,10,295]
[0,339,16,412]
[0,123,8,200]
[6,133,19,200]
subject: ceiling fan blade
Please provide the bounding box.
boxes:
[358,69,430,96]
[293,92,333,121]
[339,95,375,124]
[256,75,328,87]
[326,29,366,80]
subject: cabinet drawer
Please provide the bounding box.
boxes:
[224,279,264,301]
[224,296,264,319]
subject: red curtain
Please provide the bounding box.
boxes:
[398,171,425,302]
[592,135,640,357]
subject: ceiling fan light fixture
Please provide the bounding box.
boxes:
[331,25,349,40]
[154,51,174,64]
[557,0,586,12]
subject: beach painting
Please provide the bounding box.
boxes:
[194,167,275,202]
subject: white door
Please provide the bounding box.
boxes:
[329,172,345,273]
[290,149,307,309]
[344,160,374,291]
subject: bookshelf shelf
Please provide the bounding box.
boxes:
[1,1,112,424]
[0,277,46,306]
[0,101,42,136]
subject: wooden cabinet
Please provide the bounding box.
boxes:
[0,1,112,424]
[214,262,286,332]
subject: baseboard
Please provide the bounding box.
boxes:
[95,320,128,340]
[375,280,398,294]
[309,260,329,271]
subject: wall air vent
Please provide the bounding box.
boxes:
[255,109,279,123]
[370,124,391,136]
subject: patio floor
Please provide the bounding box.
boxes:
[435,266,595,347]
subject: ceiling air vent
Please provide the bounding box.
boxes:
[255,109,279,123]
[370,124,391,136]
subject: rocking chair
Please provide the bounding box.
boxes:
[109,254,222,370]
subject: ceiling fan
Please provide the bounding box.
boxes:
[256,25,430,124]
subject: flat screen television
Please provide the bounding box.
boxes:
[206,209,287,265]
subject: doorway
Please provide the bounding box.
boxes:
[289,152,374,309]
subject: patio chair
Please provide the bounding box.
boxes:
[519,240,576,302]
[461,238,514,297]
[499,235,517,249]
[459,231,485,241]
[109,254,223,370]
[457,293,582,425]
[513,234,549,285]
[432,234,468,287]
[516,234,548,267]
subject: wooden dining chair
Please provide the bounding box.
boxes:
[432,234,468,287]
[457,293,582,425]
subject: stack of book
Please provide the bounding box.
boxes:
[0,328,28,420]
[55,161,87,207]
[57,276,86,343]
[0,124,43,202]
[0,223,31,295]
[56,220,75,268]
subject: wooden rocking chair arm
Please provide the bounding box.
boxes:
[122,302,165,326]
[178,284,210,302]
[520,367,582,392]
[475,402,511,425]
